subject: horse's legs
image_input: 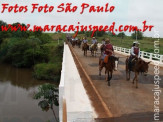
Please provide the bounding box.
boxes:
[126,63,128,80]
[133,72,136,84]
[126,59,130,81]
[128,71,131,80]
[136,72,138,88]
[108,71,110,86]
[99,60,104,76]
[110,71,113,81]
[105,68,107,81]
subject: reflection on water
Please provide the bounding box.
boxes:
[0,63,58,122]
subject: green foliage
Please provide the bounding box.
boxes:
[0,20,8,44]
[0,20,63,82]
[0,37,49,67]
[38,33,52,44]
[85,31,106,37]
[117,32,125,39]
[33,63,61,81]
[34,83,59,121]
[108,31,117,37]
[131,31,143,40]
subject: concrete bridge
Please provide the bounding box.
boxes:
[59,42,163,122]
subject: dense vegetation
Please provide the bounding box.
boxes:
[0,20,64,82]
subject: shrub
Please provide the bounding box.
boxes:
[33,63,61,81]
[1,37,49,67]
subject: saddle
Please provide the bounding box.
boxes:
[104,55,110,63]
[128,56,138,71]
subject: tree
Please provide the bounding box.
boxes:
[131,31,143,40]
[108,31,116,37]
[117,32,125,39]
[0,20,8,44]
[34,83,59,122]
[117,32,125,43]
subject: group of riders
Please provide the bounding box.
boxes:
[68,35,140,70]
[67,35,151,88]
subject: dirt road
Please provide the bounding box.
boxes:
[69,43,163,121]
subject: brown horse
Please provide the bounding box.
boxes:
[99,56,119,86]
[77,39,81,48]
[90,43,98,57]
[126,57,150,88]
[83,43,89,56]
[100,44,105,55]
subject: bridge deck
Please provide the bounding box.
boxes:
[70,45,163,120]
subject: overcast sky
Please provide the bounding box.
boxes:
[0,0,162,37]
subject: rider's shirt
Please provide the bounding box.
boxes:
[130,46,140,57]
[83,39,88,43]
[102,41,105,45]
[72,38,75,41]
[92,39,97,44]
[104,43,113,56]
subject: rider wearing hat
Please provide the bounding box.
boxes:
[128,41,140,70]
[104,38,114,56]
[130,41,140,58]
[100,38,114,63]
[82,37,88,50]
[101,38,105,45]
[90,37,97,49]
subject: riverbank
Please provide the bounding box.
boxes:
[0,22,65,82]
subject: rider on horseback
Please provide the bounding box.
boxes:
[104,38,114,59]
[100,38,114,64]
[102,38,105,45]
[90,37,97,50]
[128,41,140,70]
[82,37,88,51]
[75,37,78,41]
[100,38,106,54]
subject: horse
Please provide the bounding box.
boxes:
[90,43,98,57]
[71,39,76,48]
[76,39,82,48]
[126,57,150,88]
[100,44,105,55]
[83,43,89,56]
[99,55,119,86]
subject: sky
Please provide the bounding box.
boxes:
[0,0,162,37]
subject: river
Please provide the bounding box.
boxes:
[0,63,59,122]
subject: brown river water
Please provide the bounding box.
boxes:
[0,63,59,122]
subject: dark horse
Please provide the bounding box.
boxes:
[83,43,89,56]
[77,39,82,48]
[100,44,105,55]
[99,56,119,86]
[126,57,150,88]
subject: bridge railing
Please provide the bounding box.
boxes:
[59,43,94,122]
[113,45,163,65]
